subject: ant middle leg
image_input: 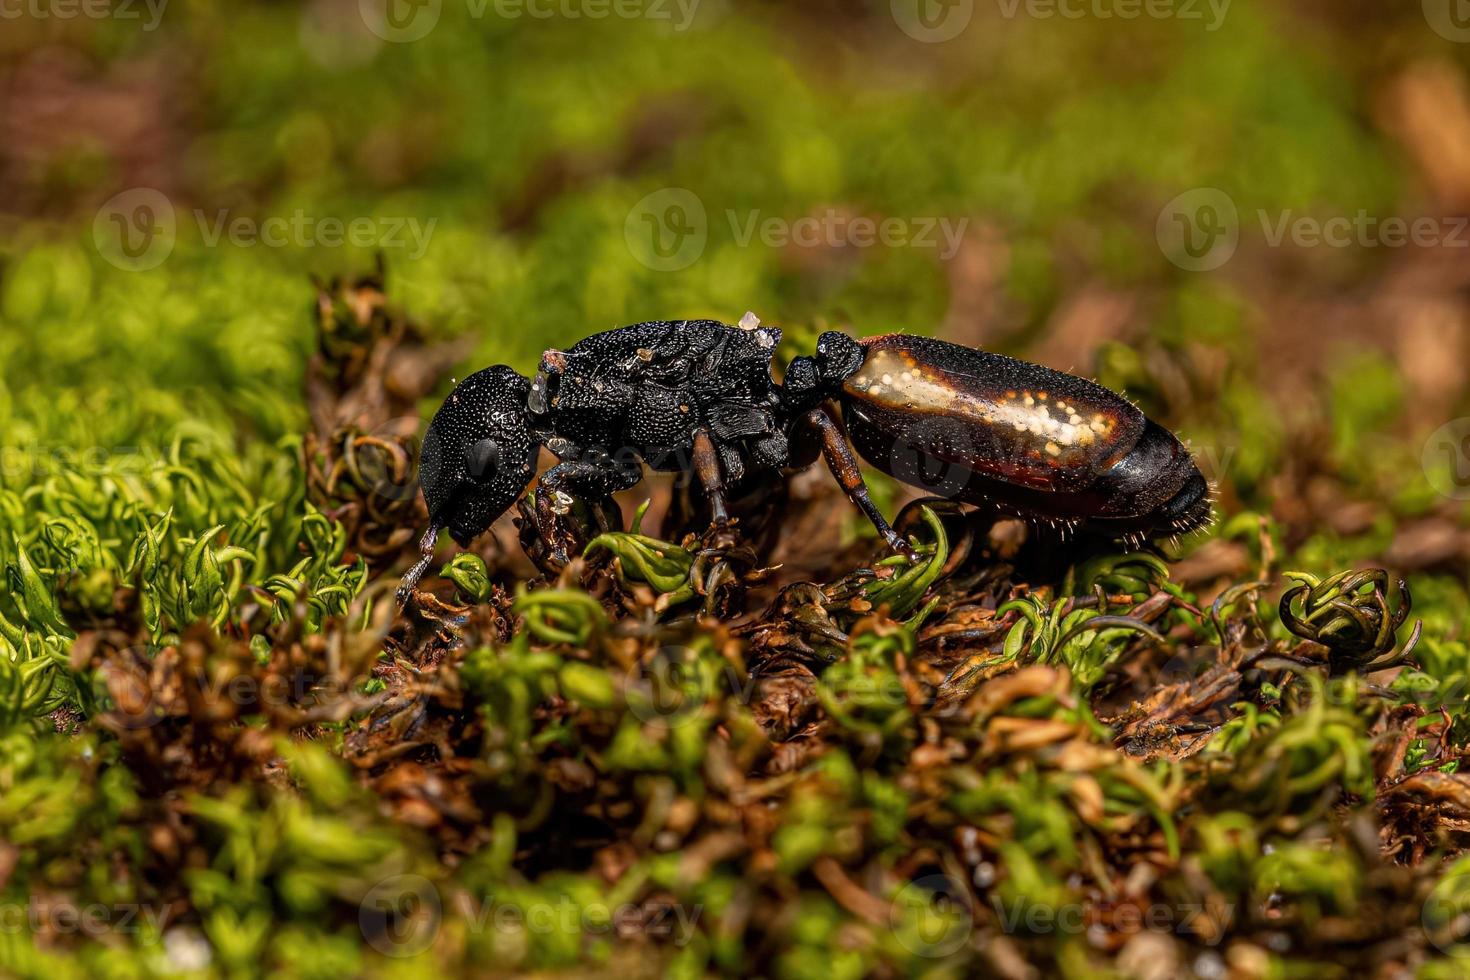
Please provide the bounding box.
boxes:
[806,405,920,560]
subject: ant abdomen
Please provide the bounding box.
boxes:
[833,333,1211,539]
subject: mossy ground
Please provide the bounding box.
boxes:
[4,3,1470,977]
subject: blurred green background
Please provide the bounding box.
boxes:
[4,0,1467,558]
[7,0,1470,976]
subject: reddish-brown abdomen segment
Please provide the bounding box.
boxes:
[837,334,1208,533]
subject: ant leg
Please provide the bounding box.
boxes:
[686,429,755,614]
[535,454,643,563]
[806,406,919,559]
[539,452,644,503]
[690,429,731,525]
[395,523,441,606]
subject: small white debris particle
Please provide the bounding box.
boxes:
[164,929,213,972]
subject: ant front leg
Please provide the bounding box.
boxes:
[806,405,920,561]
[533,451,642,566]
[686,427,758,615]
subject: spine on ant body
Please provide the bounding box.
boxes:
[793,332,1210,537]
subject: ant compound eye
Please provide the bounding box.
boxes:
[466,438,501,482]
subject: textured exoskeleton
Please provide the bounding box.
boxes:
[400,317,1212,600]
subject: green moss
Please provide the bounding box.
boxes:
[2,1,1466,976]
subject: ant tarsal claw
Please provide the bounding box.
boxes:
[884,531,923,563]
[702,516,739,545]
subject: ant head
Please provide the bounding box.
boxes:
[418,366,541,547]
